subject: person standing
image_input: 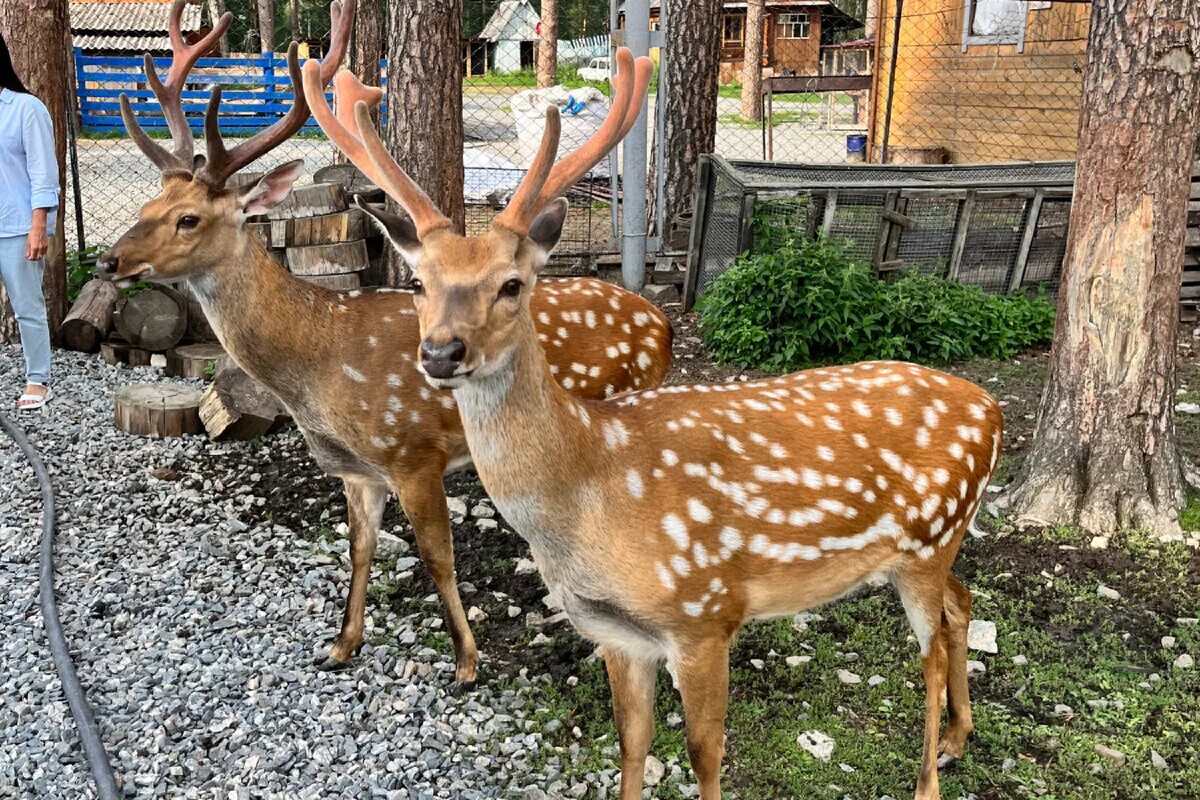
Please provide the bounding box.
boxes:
[0,32,57,410]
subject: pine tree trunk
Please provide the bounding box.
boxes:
[1005,0,1200,539]
[658,0,722,237]
[0,0,70,344]
[351,0,383,121]
[536,0,558,89]
[257,0,276,51]
[289,0,300,42]
[739,0,764,121]
[384,0,465,285]
[208,0,229,55]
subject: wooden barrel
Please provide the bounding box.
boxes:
[286,240,369,277]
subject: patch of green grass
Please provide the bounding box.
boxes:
[1179,495,1200,532]
[718,110,820,129]
[513,528,1200,797]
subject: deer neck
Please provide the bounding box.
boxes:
[187,232,333,383]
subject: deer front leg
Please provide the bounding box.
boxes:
[604,647,658,800]
[318,477,388,670]
[677,637,732,800]
[394,470,479,687]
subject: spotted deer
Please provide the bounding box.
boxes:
[95,0,673,684]
[321,47,1004,799]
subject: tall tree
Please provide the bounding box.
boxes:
[208,0,230,55]
[256,0,276,51]
[739,0,764,121]
[289,0,300,42]
[536,0,558,88]
[1005,0,1200,538]
[351,0,383,122]
[0,0,70,342]
[386,0,465,283]
[658,0,723,238]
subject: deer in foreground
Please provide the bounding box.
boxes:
[96,0,673,684]
[323,47,1003,799]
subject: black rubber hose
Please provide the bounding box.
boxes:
[0,411,121,800]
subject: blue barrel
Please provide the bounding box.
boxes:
[846,134,868,162]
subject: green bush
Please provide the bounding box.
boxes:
[696,234,1056,371]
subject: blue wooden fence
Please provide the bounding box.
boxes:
[75,48,388,134]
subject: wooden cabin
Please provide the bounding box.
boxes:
[868,0,1090,163]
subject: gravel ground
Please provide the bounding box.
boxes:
[0,346,610,800]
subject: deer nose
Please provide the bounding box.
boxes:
[95,252,119,280]
[420,337,467,378]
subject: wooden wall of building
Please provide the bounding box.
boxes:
[870,0,1089,163]
[771,10,823,75]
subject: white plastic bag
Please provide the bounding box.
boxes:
[510,85,611,179]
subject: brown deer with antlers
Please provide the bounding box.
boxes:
[96,0,673,685]
[320,48,1003,799]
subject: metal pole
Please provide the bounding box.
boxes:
[66,51,86,253]
[620,0,650,292]
[879,0,904,164]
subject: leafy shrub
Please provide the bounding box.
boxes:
[67,244,109,303]
[697,234,1055,371]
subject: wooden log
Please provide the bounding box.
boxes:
[113,284,188,351]
[313,163,385,202]
[100,340,152,367]
[199,365,290,441]
[295,272,362,291]
[164,343,231,379]
[59,279,118,353]
[227,171,265,190]
[171,280,218,343]
[286,240,369,276]
[270,208,368,247]
[246,221,273,248]
[266,182,347,220]
[114,383,203,438]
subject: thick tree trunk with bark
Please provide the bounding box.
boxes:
[385,0,464,284]
[208,0,229,55]
[1006,0,1200,539]
[739,0,764,121]
[0,0,70,343]
[658,0,722,238]
[351,0,383,121]
[536,0,558,89]
[289,0,299,42]
[257,0,276,51]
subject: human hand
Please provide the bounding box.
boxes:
[26,225,47,261]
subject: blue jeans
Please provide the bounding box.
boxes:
[0,234,52,385]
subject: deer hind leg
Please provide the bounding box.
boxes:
[677,637,731,800]
[393,470,479,687]
[938,574,974,765]
[604,647,658,800]
[896,570,949,800]
[320,477,388,670]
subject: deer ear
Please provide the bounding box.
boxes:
[525,198,569,268]
[355,196,423,267]
[237,159,304,218]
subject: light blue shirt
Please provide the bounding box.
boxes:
[0,87,59,238]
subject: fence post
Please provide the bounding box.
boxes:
[1008,190,1045,294]
[262,52,275,131]
[620,0,651,293]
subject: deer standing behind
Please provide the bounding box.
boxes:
[97,0,672,684]
[320,49,1003,799]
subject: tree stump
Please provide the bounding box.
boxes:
[296,273,362,291]
[313,163,384,203]
[199,365,290,440]
[59,279,118,352]
[246,221,273,248]
[114,383,202,438]
[101,340,152,367]
[165,343,231,380]
[267,182,347,220]
[113,284,188,351]
[285,240,369,276]
[271,208,367,247]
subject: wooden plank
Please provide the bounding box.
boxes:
[682,156,712,312]
[270,209,368,247]
[737,192,758,254]
[947,191,977,282]
[881,208,915,229]
[1009,190,1045,294]
[872,191,900,270]
[821,189,839,237]
[761,74,872,94]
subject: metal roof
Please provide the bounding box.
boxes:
[479,0,540,42]
[71,0,201,51]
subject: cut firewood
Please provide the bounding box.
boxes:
[114,383,202,438]
[113,284,188,351]
[295,272,362,291]
[164,342,231,379]
[60,279,119,352]
[266,182,347,220]
[100,340,152,367]
[285,240,369,276]
[199,364,290,440]
[171,280,218,343]
[313,163,384,202]
[246,221,272,248]
[270,208,367,247]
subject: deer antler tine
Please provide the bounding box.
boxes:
[303,61,391,196]
[616,57,655,142]
[353,100,452,237]
[120,92,179,171]
[494,107,562,235]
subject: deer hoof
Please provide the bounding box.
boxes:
[314,653,353,672]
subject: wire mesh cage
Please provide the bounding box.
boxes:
[683,155,1076,308]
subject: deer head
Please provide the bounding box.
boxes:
[99,0,354,286]
[306,48,654,382]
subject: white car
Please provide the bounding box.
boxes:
[578,56,611,83]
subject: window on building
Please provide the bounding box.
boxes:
[962,0,1049,53]
[722,14,743,45]
[778,12,811,40]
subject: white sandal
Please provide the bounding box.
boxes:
[17,385,52,410]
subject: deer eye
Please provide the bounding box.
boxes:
[410,278,424,296]
[499,278,523,299]
[177,214,200,231]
